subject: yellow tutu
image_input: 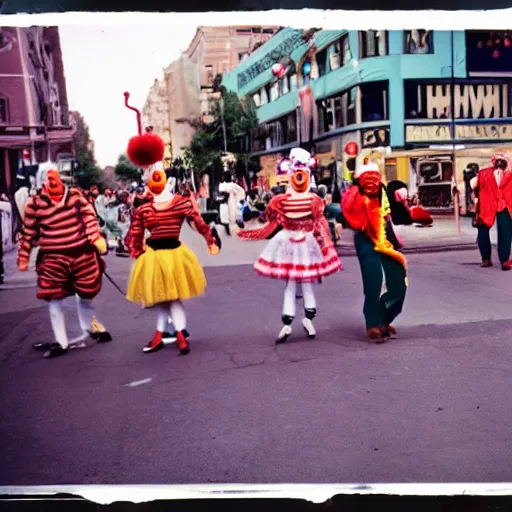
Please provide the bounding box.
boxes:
[126,243,206,308]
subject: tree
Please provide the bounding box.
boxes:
[183,90,258,174]
[115,154,141,183]
[70,110,102,189]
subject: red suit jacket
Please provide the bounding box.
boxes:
[477,167,512,228]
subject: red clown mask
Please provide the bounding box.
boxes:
[355,164,382,197]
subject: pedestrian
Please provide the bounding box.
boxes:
[342,163,411,343]
[470,153,512,270]
[17,162,112,359]
[238,164,342,344]
[125,163,221,355]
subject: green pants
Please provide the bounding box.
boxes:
[354,231,408,329]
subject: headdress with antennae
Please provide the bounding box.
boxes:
[124,91,165,168]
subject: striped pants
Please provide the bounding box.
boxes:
[36,244,105,301]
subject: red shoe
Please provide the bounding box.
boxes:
[481,260,493,268]
[367,327,386,343]
[502,261,512,271]
[143,331,164,353]
[176,331,190,355]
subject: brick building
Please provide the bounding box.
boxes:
[0,26,74,196]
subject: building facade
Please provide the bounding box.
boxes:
[143,26,280,162]
[0,26,75,196]
[222,29,512,214]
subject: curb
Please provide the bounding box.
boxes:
[336,243,478,256]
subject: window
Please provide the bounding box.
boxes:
[466,31,512,74]
[270,81,279,102]
[236,28,251,34]
[328,35,351,71]
[317,98,335,134]
[360,30,388,58]
[316,86,358,135]
[0,98,7,123]
[360,81,389,122]
[252,27,261,33]
[252,93,261,107]
[315,48,328,77]
[263,28,275,34]
[385,159,398,182]
[205,65,214,85]
[289,74,298,91]
[404,30,433,54]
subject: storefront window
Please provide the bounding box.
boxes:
[316,87,358,135]
[260,87,269,106]
[360,81,389,122]
[385,159,398,182]
[360,30,388,58]
[251,113,298,152]
[404,30,433,54]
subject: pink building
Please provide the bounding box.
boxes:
[0,26,74,195]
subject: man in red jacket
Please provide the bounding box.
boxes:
[470,153,512,270]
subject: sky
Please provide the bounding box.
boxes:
[59,24,198,168]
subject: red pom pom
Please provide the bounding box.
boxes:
[127,132,165,167]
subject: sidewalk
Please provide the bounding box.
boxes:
[336,215,485,256]
[0,215,489,291]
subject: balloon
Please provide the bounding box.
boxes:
[345,142,359,156]
[272,63,285,78]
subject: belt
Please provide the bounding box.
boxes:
[146,237,181,250]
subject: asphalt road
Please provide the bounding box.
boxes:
[1,230,512,485]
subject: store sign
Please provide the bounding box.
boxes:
[406,123,512,142]
[407,82,510,120]
[406,125,452,142]
[237,31,305,89]
[456,123,512,140]
[362,128,390,148]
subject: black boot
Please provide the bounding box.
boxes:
[302,308,316,339]
[43,343,68,359]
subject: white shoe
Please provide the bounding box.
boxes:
[276,325,292,344]
[302,318,316,339]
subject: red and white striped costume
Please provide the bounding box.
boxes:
[238,161,342,344]
[17,162,111,359]
[19,187,105,301]
[240,192,341,282]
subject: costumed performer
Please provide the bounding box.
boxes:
[237,164,342,344]
[470,152,512,270]
[18,162,112,359]
[122,91,221,355]
[342,163,411,343]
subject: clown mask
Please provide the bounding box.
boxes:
[147,168,167,196]
[358,171,382,197]
[43,169,65,202]
[290,167,311,194]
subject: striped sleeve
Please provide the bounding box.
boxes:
[18,197,39,264]
[184,196,215,247]
[126,205,146,258]
[78,193,102,244]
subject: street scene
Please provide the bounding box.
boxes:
[1,25,512,485]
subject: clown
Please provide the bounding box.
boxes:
[18,162,112,359]
[342,163,411,343]
[470,152,512,270]
[123,92,221,355]
[238,164,342,344]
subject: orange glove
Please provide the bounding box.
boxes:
[17,258,29,272]
[208,244,220,256]
[94,237,108,255]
